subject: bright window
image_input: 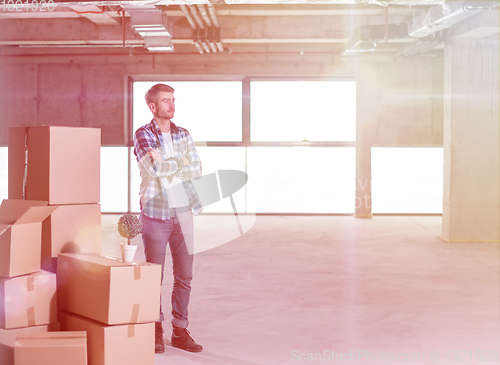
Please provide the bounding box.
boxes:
[130,146,246,214]
[133,81,242,142]
[250,80,356,142]
[100,147,128,213]
[195,147,246,213]
[246,147,356,213]
[371,147,444,213]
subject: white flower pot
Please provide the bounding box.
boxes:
[121,243,138,263]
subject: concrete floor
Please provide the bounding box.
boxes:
[101,214,500,365]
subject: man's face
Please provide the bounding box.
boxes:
[150,91,175,120]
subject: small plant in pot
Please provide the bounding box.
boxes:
[117,214,141,262]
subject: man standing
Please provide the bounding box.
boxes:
[133,83,203,353]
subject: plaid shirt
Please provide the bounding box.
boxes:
[133,119,203,220]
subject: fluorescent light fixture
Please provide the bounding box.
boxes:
[131,11,170,35]
[144,36,174,52]
[138,30,171,37]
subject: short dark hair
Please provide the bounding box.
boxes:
[145,84,175,105]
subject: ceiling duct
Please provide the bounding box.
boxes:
[130,10,169,35]
[126,7,173,52]
[144,36,174,52]
[180,4,224,54]
[408,2,492,37]
[342,23,408,54]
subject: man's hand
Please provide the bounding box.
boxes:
[147,149,163,162]
[181,157,190,166]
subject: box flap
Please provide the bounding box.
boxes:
[15,206,58,225]
[0,200,50,225]
[16,331,86,340]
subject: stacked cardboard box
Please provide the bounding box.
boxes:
[14,331,87,365]
[0,199,59,364]
[5,126,162,365]
[8,126,102,273]
[0,324,60,365]
[58,253,161,365]
[0,126,102,365]
[0,199,59,328]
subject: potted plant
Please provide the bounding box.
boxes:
[117,213,141,262]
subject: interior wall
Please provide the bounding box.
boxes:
[0,52,442,147]
[442,36,500,241]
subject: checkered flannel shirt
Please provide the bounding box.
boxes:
[133,119,203,220]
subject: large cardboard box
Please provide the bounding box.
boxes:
[42,204,102,273]
[0,324,59,365]
[0,270,57,330]
[8,126,101,205]
[59,310,154,365]
[0,199,57,278]
[14,331,87,365]
[57,253,161,325]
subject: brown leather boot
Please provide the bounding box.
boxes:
[171,326,203,353]
[155,321,165,353]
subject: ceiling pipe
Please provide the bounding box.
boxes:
[206,4,220,29]
[192,29,206,54]
[207,26,217,53]
[188,5,205,30]
[214,27,223,52]
[122,9,125,47]
[207,5,223,52]
[196,27,211,53]
[179,5,197,30]
[196,4,213,28]
[180,5,203,53]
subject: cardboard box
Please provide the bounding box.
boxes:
[0,324,60,365]
[42,204,102,273]
[57,253,161,325]
[8,126,101,205]
[59,310,154,365]
[0,199,57,278]
[14,331,87,365]
[0,270,57,330]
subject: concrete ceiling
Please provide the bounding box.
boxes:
[0,0,498,56]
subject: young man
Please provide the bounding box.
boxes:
[133,83,203,353]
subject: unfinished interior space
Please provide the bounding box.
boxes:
[0,0,499,364]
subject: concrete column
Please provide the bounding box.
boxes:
[442,37,500,242]
[354,64,377,218]
[355,141,372,218]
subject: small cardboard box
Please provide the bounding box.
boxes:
[42,204,102,273]
[0,270,57,330]
[14,331,87,365]
[0,199,57,278]
[59,310,154,365]
[8,126,101,205]
[0,324,59,365]
[57,253,161,325]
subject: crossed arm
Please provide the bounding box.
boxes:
[134,129,202,181]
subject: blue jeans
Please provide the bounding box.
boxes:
[141,210,194,329]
